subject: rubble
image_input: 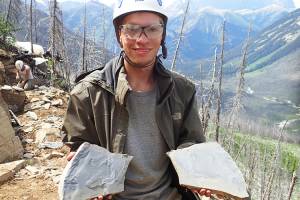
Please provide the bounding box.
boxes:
[0,160,26,184]
[0,84,68,191]
[0,46,69,198]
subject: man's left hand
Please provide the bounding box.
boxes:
[191,188,211,197]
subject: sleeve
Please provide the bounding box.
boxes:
[177,86,206,149]
[62,82,100,151]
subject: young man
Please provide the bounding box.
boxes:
[15,60,34,90]
[63,0,208,199]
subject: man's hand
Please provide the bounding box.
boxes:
[92,195,113,200]
[66,152,113,200]
[66,151,76,161]
[191,188,211,197]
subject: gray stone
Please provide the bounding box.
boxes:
[12,86,24,92]
[43,103,51,110]
[0,99,23,163]
[45,152,65,160]
[51,99,63,107]
[25,165,40,175]
[26,111,38,121]
[59,142,133,200]
[23,153,34,159]
[30,97,40,102]
[35,126,61,144]
[1,86,26,113]
[167,142,249,199]
[42,96,51,103]
[23,126,34,133]
[1,85,12,90]
[0,160,26,184]
[38,141,64,149]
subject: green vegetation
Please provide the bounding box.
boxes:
[232,132,299,173]
[0,16,16,49]
[246,45,286,72]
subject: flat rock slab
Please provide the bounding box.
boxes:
[0,160,26,184]
[167,142,249,199]
[59,142,133,200]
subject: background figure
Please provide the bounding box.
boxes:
[15,60,34,90]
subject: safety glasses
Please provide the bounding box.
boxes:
[119,23,164,40]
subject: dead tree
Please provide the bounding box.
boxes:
[48,0,71,89]
[215,20,226,142]
[2,0,21,26]
[100,5,107,64]
[227,23,252,128]
[171,0,189,71]
[287,171,297,200]
[29,0,33,53]
[81,0,87,72]
[262,121,286,200]
[202,47,218,134]
[199,63,205,123]
[33,0,37,43]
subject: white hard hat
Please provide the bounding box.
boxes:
[15,60,24,70]
[113,0,168,22]
[113,0,168,58]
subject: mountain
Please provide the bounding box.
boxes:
[92,0,296,10]
[220,9,300,132]
[224,8,300,74]
[166,5,290,64]
[39,1,291,62]
[184,0,296,10]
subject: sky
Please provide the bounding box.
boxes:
[294,0,300,7]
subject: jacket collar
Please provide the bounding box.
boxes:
[81,55,174,106]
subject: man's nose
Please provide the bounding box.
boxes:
[137,29,148,42]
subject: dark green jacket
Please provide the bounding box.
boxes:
[62,56,205,199]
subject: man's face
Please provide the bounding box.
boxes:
[119,12,163,67]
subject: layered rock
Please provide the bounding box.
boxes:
[0,93,23,164]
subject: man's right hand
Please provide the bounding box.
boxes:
[66,152,113,200]
[66,151,76,161]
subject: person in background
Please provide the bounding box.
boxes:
[62,0,210,199]
[15,60,34,90]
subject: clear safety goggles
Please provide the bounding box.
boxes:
[119,23,164,40]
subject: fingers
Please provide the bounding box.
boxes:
[192,188,212,197]
[92,195,112,200]
[66,151,76,161]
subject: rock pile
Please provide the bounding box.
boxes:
[0,85,69,188]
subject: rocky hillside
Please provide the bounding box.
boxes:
[0,47,69,198]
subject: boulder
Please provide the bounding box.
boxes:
[0,62,5,85]
[0,97,23,164]
[1,85,26,113]
[15,42,44,56]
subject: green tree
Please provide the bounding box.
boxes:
[0,16,15,48]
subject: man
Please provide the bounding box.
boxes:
[63,0,209,199]
[15,60,34,90]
